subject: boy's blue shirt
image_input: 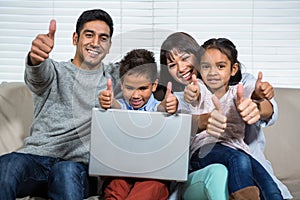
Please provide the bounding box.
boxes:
[117,94,160,111]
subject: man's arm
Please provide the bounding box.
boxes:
[25,20,56,94]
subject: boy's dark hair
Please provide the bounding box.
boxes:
[201,38,242,85]
[76,9,114,37]
[119,49,157,83]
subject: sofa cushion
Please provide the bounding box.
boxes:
[0,82,34,155]
[264,88,300,199]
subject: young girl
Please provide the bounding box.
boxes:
[184,37,283,199]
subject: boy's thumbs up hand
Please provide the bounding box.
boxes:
[99,78,114,109]
[106,78,113,92]
[29,19,56,66]
[165,81,172,99]
[164,82,178,114]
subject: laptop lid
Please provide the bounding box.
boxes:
[89,108,191,181]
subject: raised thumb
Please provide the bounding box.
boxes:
[191,74,198,85]
[212,95,222,113]
[257,71,263,83]
[165,81,172,98]
[236,82,244,104]
[106,78,112,91]
[48,19,56,40]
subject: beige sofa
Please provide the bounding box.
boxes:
[264,88,300,199]
[0,82,299,199]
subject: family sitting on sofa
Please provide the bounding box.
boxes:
[0,8,292,200]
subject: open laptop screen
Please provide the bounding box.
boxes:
[89,108,191,181]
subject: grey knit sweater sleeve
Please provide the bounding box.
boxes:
[20,58,119,164]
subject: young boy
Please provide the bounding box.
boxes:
[99,48,178,200]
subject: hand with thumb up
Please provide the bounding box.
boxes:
[252,71,274,100]
[184,74,200,106]
[98,78,120,109]
[157,82,178,114]
[206,95,227,138]
[29,19,56,66]
[236,83,260,124]
[164,82,178,114]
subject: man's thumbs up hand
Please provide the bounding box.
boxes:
[29,19,56,66]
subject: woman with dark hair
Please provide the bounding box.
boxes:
[157,32,290,199]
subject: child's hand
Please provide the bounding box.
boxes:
[99,78,114,109]
[236,83,260,124]
[164,82,178,114]
[206,95,227,138]
[253,71,274,100]
[184,74,200,106]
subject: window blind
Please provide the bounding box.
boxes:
[0,0,299,88]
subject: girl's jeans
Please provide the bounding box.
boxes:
[0,152,97,200]
[190,143,283,200]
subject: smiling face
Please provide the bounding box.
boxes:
[200,48,238,97]
[166,50,199,86]
[121,73,158,110]
[72,20,111,70]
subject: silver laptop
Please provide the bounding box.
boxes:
[89,108,191,181]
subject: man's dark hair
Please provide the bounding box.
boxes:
[76,9,114,37]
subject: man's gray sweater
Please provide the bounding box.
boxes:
[19,58,119,164]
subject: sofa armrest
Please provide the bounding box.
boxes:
[0,82,34,155]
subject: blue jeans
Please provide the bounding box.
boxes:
[0,152,97,200]
[190,143,283,200]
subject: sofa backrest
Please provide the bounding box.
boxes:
[0,82,33,155]
[0,82,299,198]
[264,88,300,198]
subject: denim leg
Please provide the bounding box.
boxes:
[48,161,91,200]
[190,143,255,193]
[250,157,283,200]
[0,152,56,199]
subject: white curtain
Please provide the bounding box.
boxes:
[0,0,299,88]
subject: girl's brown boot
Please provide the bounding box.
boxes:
[229,186,260,200]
